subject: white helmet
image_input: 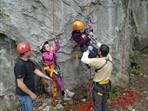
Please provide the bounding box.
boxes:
[39,41,48,52]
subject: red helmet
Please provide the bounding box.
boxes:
[16,42,31,55]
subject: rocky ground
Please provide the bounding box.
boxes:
[128,54,148,111]
[108,54,148,111]
[16,54,148,111]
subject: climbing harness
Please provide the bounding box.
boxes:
[93,80,111,98]
[44,65,58,78]
[95,58,112,72]
[43,65,57,99]
[87,58,112,97]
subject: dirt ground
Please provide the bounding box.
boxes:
[108,54,148,111]
[128,54,148,111]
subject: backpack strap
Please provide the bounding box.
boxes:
[95,58,112,72]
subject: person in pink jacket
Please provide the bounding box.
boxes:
[40,36,74,100]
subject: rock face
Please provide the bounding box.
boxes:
[0,33,18,111]
[0,0,147,110]
[129,0,148,53]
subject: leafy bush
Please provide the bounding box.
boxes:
[108,86,120,100]
[131,66,140,75]
[130,50,141,75]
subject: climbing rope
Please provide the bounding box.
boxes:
[50,0,64,101]
[52,0,56,36]
[50,0,57,101]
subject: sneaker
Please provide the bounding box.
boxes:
[64,93,72,101]
[65,89,75,98]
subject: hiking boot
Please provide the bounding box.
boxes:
[64,93,72,101]
[65,89,75,98]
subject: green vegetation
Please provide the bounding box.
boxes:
[108,85,120,100]
[131,66,140,75]
[130,50,141,75]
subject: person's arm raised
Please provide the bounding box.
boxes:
[81,50,91,64]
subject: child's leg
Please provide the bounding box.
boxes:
[52,74,64,92]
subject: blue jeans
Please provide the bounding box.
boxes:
[18,95,33,111]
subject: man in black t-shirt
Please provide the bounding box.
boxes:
[14,42,52,111]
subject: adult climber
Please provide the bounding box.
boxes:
[14,42,52,111]
[81,43,113,111]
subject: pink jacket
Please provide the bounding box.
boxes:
[42,40,60,66]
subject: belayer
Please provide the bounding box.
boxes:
[14,42,52,111]
[81,43,113,111]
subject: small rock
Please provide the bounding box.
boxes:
[43,99,52,105]
[53,99,61,105]
[81,98,86,102]
[143,91,148,94]
[128,105,133,111]
[43,106,50,111]
[57,99,62,104]
[68,100,73,105]
[36,106,42,111]
[143,75,147,78]
[42,103,48,107]
[56,103,64,110]
[63,102,67,105]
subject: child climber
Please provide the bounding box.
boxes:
[71,20,98,58]
[40,36,74,100]
[71,20,92,52]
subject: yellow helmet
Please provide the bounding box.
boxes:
[72,20,84,31]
